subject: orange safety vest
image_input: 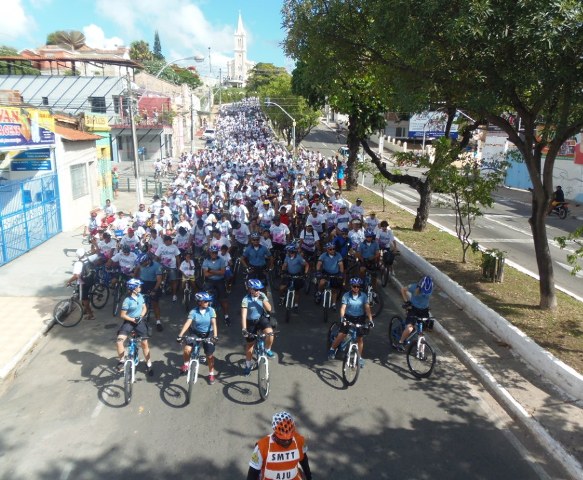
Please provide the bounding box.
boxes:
[257,433,306,480]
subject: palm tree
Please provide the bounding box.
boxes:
[46,30,86,50]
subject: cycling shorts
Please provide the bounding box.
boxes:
[185,333,215,355]
[117,320,150,339]
[339,315,369,337]
[245,316,272,343]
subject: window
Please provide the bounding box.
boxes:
[89,96,106,114]
[113,95,129,115]
[70,163,88,199]
[42,97,49,106]
[396,127,407,138]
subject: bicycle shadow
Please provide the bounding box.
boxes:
[218,352,271,405]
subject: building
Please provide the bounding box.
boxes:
[225,13,255,87]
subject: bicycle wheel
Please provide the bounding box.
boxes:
[112,285,121,316]
[257,356,270,400]
[323,306,329,323]
[232,259,240,285]
[388,316,405,349]
[368,288,384,318]
[123,361,133,405]
[342,344,360,386]
[183,289,192,313]
[53,299,83,327]
[327,322,340,351]
[285,307,291,323]
[381,265,389,287]
[303,273,312,294]
[90,283,109,309]
[186,360,198,405]
[406,338,436,378]
[558,206,568,219]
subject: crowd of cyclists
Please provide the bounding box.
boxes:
[77,98,428,381]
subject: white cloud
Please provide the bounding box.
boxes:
[1,0,36,41]
[94,0,239,66]
[83,24,124,50]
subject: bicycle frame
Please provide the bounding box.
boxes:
[125,334,140,384]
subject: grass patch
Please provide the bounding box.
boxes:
[344,187,583,374]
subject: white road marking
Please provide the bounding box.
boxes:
[91,400,104,419]
[473,238,534,243]
[555,261,583,278]
[60,463,73,480]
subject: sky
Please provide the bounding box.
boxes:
[1,0,291,75]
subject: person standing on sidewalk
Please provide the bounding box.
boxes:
[66,248,96,320]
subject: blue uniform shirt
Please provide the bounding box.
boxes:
[284,255,306,275]
[358,240,379,260]
[318,252,343,274]
[139,261,163,282]
[202,256,226,280]
[341,291,368,317]
[241,292,268,321]
[121,293,145,318]
[243,244,271,267]
[188,306,216,335]
[408,283,431,309]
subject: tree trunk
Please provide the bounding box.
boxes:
[530,187,557,309]
[345,114,359,190]
[413,178,431,231]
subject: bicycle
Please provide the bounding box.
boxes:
[315,273,342,323]
[53,284,84,327]
[380,250,399,287]
[363,269,384,318]
[111,274,128,317]
[388,306,437,379]
[182,276,195,313]
[122,330,142,405]
[245,330,276,400]
[89,279,110,310]
[282,274,304,323]
[327,318,367,386]
[181,335,217,405]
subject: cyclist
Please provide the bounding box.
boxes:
[115,279,153,375]
[270,215,291,263]
[155,235,181,301]
[315,242,345,310]
[202,245,230,326]
[108,244,138,285]
[328,277,373,367]
[65,248,96,320]
[241,232,273,283]
[278,244,309,310]
[241,279,274,376]
[358,229,381,286]
[349,197,365,221]
[397,275,434,351]
[377,220,399,268]
[247,411,312,480]
[135,253,164,332]
[176,291,218,385]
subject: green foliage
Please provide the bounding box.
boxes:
[220,88,247,104]
[129,40,153,63]
[0,45,18,56]
[0,45,39,75]
[141,59,201,89]
[355,160,393,211]
[152,31,164,61]
[172,66,202,89]
[555,226,583,276]
[245,63,288,94]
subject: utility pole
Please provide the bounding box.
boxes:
[190,92,194,153]
[219,68,222,107]
[127,73,144,204]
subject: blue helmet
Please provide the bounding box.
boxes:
[364,229,376,239]
[349,277,363,286]
[285,244,298,253]
[209,245,220,252]
[247,279,264,290]
[136,253,149,265]
[195,291,213,302]
[126,279,143,291]
[250,232,261,240]
[325,242,335,249]
[418,276,433,295]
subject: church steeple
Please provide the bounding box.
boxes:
[236,11,245,35]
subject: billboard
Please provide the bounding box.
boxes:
[409,111,459,139]
[0,107,56,149]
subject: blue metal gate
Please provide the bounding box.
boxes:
[0,174,61,266]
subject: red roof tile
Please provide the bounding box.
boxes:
[55,125,102,141]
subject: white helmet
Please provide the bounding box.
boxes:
[75,248,86,259]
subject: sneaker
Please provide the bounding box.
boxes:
[172,294,178,302]
[328,349,336,360]
[331,303,337,311]
[265,349,275,358]
[293,304,299,312]
[315,292,322,304]
[359,358,365,369]
[147,364,154,376]
[224,316,231,327]
[156,322,163,332]
[279,297,285,306]
[395,343,406,353]
[209,373,216,385]
[180,364,189,374]
[242,365,252,376]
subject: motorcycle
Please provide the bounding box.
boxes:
[549,202,569,219]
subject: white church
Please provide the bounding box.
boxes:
[225,13,255,87]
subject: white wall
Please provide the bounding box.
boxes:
[54,138,99,231]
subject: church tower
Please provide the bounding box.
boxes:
[228,12,252,87]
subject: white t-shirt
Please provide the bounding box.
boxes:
[155,244,180,269]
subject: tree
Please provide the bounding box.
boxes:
[129,40,153,63]
[141,59,201,89]
[555,227,583,276]
[245,63,288,94]
[152,31,164,61]
[46,30,86,50]
[0,45,39,75]
[355,160,393,212]
[220,88,247,104]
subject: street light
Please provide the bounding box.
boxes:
[264,98,296,156]
[130,55,204,204]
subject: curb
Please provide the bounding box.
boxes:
[390,275,583,479]
[361,183,583,401]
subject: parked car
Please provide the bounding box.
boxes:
[338,146,350,158]
[202,128,216,140]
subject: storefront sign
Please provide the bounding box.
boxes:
[13,148,51,159]
[84,113,111,131]
[0,107,56,149]
[11,159,52,171]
